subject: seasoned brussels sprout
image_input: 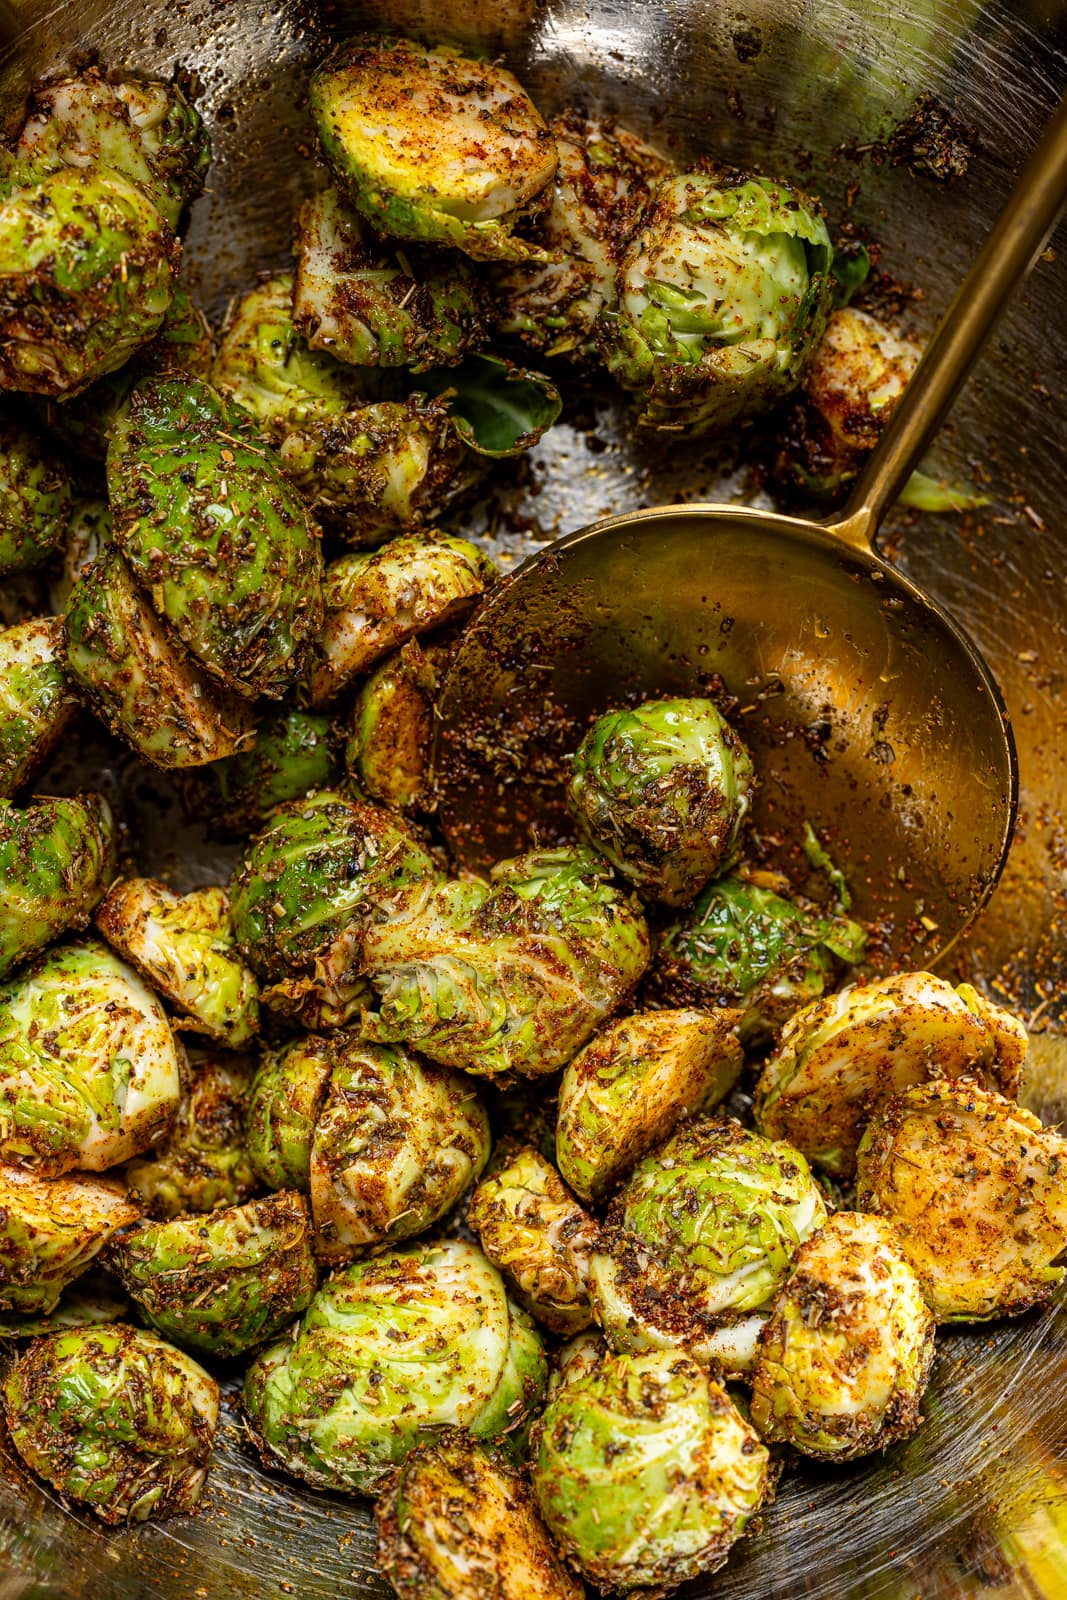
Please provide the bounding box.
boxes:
[648,873,868,1045]
[590,1117,827,1368]
[108,377,324,700]
[376,1435,583,1600]
[0,794,117,980]
[230,788,439,1029]
[556,1008,743,1202]
[569,698,755,904]
[468,1148,597,1334]
[0,166,178,396]
[294,187,485,369]
[492,111,671,360]
[531,1339,775,1592]
[0,1165,139,1315]
[48,495,112,611]
[345,638,444,812]
[0,412,74,575]
[246,1034,333,1191]
[750,1211,935,1460]
[363,847,651,1080]
[0,618,76,797]
[243,1238,548,1494]
[309,35,557,262]
[110,1190,317,1359]
[3,1324,219,1523]
[179,706,340,838]
[94,879,260,1049]
[0,939,183,1176]
[124,1049,257,1219]
[598,171,835,435]
[856,1080,1067,1321]
[0,1269,128,1338]
[63,546,256,769]
[309,533,495,706]
[753,971,1028,1178]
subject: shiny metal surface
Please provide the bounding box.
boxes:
[1,2,1066,1597]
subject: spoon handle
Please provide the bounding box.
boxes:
[830,90,1067,549]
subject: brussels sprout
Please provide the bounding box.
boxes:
[492,111,672,360]
[179,706,340,838]
[0,412,74,575]
[48,495,112,611]
[556,1008,744,1203]
[531,1339,775,1592]
[376,1435,583,1600]
[468,1148,597,1334]
[0,1165,139,1315]
[753,971,1028,1178]
[246,1034,334,1191]
[856,1079,1067,1321]
[0,794,117,980]
[648,873,868,1046]
[110,1190,317,1359]
[107,377,324,700]
[363,847,651,1080]
[590,1117,827,1369]
[749,1211,935,1460]
[309,35,557,262]
[0,617,76,797]
[294,187,486,369]
[63,546,256,770]
[124,1049,257,1219]
[243,1238,548,1494]
[0,166,178,396]
[598,171,835,435]
[3,1324,219,1523]
[568,697,755,905]
[94,878,260,1049]
[0,1269,128,1337]
[0,939,183,1176]
[345,638,444,812]
[230,788,439,1029]
[212,272,364,424]
[416,352,562,459]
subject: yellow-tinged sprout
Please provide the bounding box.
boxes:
[0,1164,140,1315]
[856,1079,1067,1321]
[555,1008,744,1203]
[753,971,1027,1178]
[749,1211,936,1460]
[124,1049,257,1220]
[468,1148,598,1335]
[0,619,76,799]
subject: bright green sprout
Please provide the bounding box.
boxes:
[0,412,74,575]
[178,705,340,838]
[0,618,76,797]
[0,793,117,980]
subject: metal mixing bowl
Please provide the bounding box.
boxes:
[1,2,1066,1596]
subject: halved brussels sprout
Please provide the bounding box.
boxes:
[492,110,672,360]
[0,166,178,396]
[48,496,112,611]
[294,187,486,369]
[0,794,117,980]
[856,1079,1067,1321]
[0,939,183,1176]
[111,1190,317,1359]
[108,377,324,700]
[531,1338,776,1592]
[590,1117,827,1369]
[179,706,340,838]
[309,35,557,262]
[376,1435,583,1600]
[363,847,651,1080]
[124,1049,257,1220]
[648,871,868,1046]
[556,1008,744,1202]
[94,878,260,1048]
[309,533,495,706]
[598,170,835,435]
[243,1238,548,1495]
[246,1035,333,1191]
[345,638,444,812]
[0,1165,139,1315]
[230,788,440,1029]
[468,1147,597,1335]
[753,971,1028,1178]
[3,1324,219,1523]
[0,618,76,798]
[749,1211,936,1460]
[63,545,256,770]
[568,697,755,905]
[0,412,74,575]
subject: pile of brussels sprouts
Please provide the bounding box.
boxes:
[0,34,1056,1600]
